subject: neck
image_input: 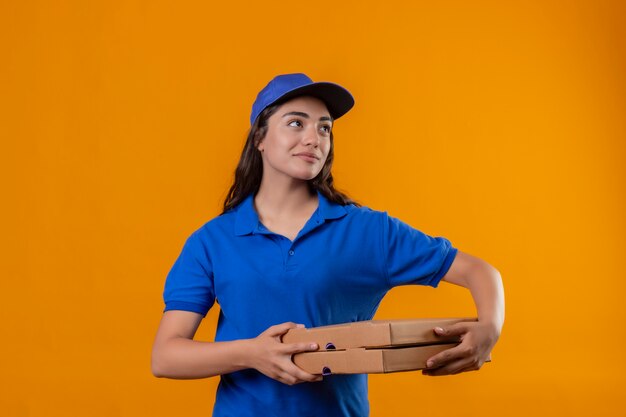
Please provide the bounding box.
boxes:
[254,182,317,212]
[254,177,318,218]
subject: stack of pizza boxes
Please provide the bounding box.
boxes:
[283,318,477,375]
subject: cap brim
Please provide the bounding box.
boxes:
[273,82,355,120]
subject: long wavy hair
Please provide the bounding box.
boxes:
[222,101,358,213]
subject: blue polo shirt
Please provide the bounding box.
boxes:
[163,191,457,417]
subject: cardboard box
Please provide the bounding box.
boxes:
[293,344,457,374]
[283,318,475,350]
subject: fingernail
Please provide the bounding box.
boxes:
[435,327,445,334]
[426,360,434,368]
[296,324,305,328]
[309,343,318,349]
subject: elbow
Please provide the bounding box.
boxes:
[490,264,502,282]
[152,364,165,379]
[151,347,171,378]
[490,264,504,289]
[151,354,165,378]
[475,258,502,285]
[476,257,500,278]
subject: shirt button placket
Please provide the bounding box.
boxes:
[285,245,298,272]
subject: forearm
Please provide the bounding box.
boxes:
[466,261,505,331]
[151,337,253,379]
[425,251,504,376]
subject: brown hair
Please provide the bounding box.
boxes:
[222,101,358,213]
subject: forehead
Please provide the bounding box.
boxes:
[275,95,331,118]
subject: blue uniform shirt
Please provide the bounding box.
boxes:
[163,191,457,417]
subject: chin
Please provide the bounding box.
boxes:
[287,167,323,181]
[292,173,319,181]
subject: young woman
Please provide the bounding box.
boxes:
[151,73,504,416]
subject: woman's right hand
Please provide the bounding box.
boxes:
[247,322,322,385]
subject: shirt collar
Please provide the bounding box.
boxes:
[315,190,350,221]
[233,190,349,236]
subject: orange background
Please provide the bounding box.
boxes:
[2,1,625,416]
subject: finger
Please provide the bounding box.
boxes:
[424,351,484,376]
[434,322,469,337]
[423,357,479,376]
[277,371,299,386]
[264,322,304,337]
[283,362,322,383]
[425,344,467,369]
[274,362,319,385]
[422,359,463,376]
[283,342,319,355]
[451,362,483,375]
[287,375,323,384]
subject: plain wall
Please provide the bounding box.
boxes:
[2,1,625,416]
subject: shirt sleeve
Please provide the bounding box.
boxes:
[162,230,215,317]
[381,212,457,288]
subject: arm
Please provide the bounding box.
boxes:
[422,250,505,376]
[151,310,321,385]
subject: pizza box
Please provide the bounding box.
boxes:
[292,344,458,375]
[283,318,475,350]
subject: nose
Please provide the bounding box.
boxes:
[302,124,321,147]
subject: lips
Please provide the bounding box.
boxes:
[294,152,320,161]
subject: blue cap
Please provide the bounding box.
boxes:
[250,73,355,126]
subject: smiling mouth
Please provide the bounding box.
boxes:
[294,153,320,161]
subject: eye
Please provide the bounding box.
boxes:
[288,119,302,127]
[320,124,332,134]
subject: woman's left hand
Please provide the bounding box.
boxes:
[421,320,500,376]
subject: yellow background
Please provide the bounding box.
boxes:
[2,1,625,416]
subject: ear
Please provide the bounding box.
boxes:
[256,139,265,152]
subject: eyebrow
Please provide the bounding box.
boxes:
[281,111,333,123]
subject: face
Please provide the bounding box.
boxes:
[257,95,333,182]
